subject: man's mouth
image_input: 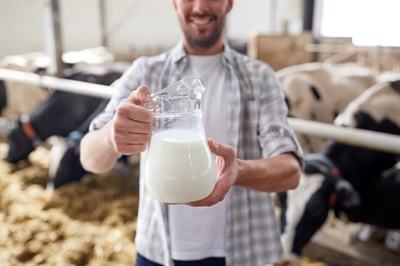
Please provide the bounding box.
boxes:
[191,17,212,25]
[189,15,215,27]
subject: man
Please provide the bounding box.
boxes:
[80,0,304,265]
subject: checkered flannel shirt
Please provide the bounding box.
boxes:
[90,41,304,266]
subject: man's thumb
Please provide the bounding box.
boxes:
[129,85,151,105]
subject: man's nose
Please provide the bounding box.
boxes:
[192,0,210,13]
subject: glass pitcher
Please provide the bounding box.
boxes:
[144,76,217,204]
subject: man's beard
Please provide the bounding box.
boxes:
[182,22,225,49]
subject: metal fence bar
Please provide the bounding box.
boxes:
[1,68,399,154]
[288,118,399,154]
[0,68,114,99]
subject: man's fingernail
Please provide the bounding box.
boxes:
[211,139,218,148]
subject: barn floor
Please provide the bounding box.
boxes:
[303,220,400,266]
[0,140,399,265]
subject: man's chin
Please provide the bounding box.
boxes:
[187,36,220,49]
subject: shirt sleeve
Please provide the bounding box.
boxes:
[257,64,305,168]
[89,57,145,131]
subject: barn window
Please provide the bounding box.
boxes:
[314,0,400,47]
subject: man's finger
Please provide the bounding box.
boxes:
[207,138,219,153]
[207,138,235,161]
[129,85,152,105]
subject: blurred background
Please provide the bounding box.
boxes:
[1,0,399,265]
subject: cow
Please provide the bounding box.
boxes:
[278,79,400,265]
[276,62,376,154]
[3,63,129,165]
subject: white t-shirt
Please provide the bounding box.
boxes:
[168,53,230,260]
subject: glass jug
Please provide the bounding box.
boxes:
[144,76,217,204]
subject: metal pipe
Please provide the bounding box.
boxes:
[0,68,114,99]
[288,118,400,154]
[0,68,398,154]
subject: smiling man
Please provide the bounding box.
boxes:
[175,0,230,54]
[80,0,304,265]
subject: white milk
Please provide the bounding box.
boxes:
[145,129,217,203]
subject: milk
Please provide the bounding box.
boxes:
[145,129,217,203]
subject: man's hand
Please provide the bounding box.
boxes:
[110,85,154,155]
[187,139,239,207]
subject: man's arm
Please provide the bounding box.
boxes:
[80,85,153,174]
[80,121,120,173]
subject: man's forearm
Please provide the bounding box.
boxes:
[235,153,301,192]
[80,121,120,174]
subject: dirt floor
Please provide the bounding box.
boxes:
[1,141,399,266]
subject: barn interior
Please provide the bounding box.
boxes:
[1,0,399,265]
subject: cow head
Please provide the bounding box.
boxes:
[47,131,88,191]
[46,97,110,191]
[4,116,38,163]
[279,154,361,261]
[4,63,127,165]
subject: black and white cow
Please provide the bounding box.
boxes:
[278,79,400,264]
[277,62,376,154]
[3,63,128,164]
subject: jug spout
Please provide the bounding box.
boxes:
[150,76,206,116]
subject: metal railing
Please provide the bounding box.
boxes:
[1,67,399,154]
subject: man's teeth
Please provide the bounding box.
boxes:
[192,18,210,25]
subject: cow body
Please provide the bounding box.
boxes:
[4,63,129,164]
[276,62,376,154]
[279,79,400,263]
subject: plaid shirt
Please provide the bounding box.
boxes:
[91,41,304,266]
